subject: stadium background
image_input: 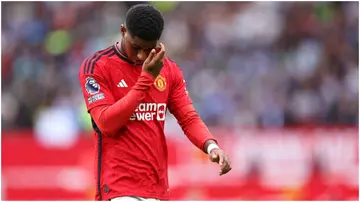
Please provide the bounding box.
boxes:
[1,1,358,200]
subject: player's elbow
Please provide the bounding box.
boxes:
[95,121,121,137]
[90,107,121,137]
[96,124,111,136]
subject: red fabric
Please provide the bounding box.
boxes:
[167,61,216,151]
[2,129,358,200]
[78,47,116,112]
[78,46,216,201]
[171,104,217,151]
[89,72,155,135]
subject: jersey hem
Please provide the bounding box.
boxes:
[102,191,170,201]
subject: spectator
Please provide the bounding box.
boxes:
[1,2,358,135]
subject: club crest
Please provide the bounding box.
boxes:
[154,75,166,91]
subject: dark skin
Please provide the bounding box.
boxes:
[204,140,232,176]
[119,24,232,176]
[119,25,159,62]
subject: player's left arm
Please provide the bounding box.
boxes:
[168,61,232,176]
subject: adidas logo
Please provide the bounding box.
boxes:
[117,79,128,88]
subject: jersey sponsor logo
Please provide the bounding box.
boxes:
[154,75,166,91]
[85,77,100,95]
[88,93,104,104]
[130,103,167,121]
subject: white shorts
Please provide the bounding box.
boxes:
[110,196,160,201]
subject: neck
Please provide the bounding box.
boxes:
[117,40,128,57]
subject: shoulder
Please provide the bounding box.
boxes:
[164,57,181,72]
[164,57,185,82]
[80,46,116,76]
[165,56,177,65]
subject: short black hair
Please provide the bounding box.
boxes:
[125,4,164,41]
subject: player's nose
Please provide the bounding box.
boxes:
[137,50,148,61]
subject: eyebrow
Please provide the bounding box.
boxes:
[131,43,141,49]
[132,43,155,50]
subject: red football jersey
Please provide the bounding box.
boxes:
[78,43,216,201]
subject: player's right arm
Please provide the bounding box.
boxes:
[79,57,153,136]
[78,45,165,136]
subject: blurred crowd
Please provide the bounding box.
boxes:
[1,2,358,140]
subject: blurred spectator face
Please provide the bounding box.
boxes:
[121,24,158,62]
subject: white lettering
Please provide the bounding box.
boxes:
[130,103,167,121]
[145,113,152,121]
[137,103,146,112]
[136,113,146,120]
[147,103,157,111]
[88,93,104,104]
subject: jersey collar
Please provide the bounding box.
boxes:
[113,42,143,66]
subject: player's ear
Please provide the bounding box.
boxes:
[120,24,126,38]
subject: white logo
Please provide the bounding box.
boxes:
[130,103,167,121]
[117,79,128,88]
[88,93,105,104]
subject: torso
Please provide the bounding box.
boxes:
[94,45,173,200]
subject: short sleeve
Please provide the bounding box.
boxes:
[78,58,116,112]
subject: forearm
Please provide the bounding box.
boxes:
[91,90,144,135]
[90,72,154,135]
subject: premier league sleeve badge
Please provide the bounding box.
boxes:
[85,77,101,95]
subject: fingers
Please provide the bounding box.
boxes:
[208,149,232,176]
[209,149,219,163]
[220,166,232,176]
[155,45,161,53]
[141,43,165,78]
[153,43,166,62]
[217,151,232,176]
[218,151,224,166]
[219,156,232,176]
[144,49,156,64]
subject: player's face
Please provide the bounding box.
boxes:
[121,25,158,62]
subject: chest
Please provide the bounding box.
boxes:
[107,62,171,103]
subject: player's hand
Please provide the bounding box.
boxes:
[142,43,166,78]
[209,148,232,176]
